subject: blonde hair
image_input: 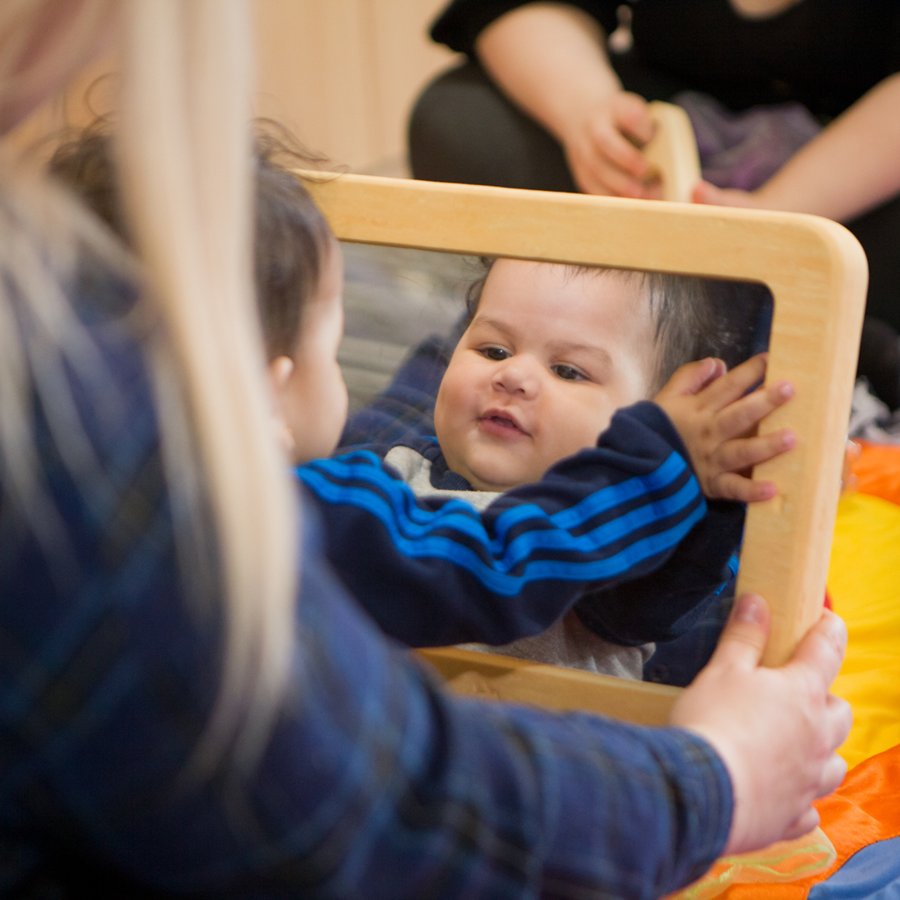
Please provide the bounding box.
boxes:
[0,0,296,765]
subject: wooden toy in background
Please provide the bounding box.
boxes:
[643,100,702,203]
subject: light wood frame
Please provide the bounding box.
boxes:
[303,171,867,725]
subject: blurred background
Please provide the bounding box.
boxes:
[14,0,471,412]
[12,0,459,177]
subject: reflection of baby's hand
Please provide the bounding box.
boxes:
[654,354,795,502]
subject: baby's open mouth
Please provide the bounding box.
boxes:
[480,411,528,436]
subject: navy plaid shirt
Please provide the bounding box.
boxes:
[0,270,732,897]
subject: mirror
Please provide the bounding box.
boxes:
[307,172,865,723]
[340,241,775,687]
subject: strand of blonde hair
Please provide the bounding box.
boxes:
[116,0,296,764]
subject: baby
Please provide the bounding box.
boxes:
[437,259,746,492]
[305,259,790,671]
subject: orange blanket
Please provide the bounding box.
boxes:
[726,742,900,899]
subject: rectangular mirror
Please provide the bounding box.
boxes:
[340,242,776,691]
[307,173,866,724]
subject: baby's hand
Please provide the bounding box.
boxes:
[654,354,795,502]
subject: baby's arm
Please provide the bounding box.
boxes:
[654,354,795,502]
[298,403,707,649]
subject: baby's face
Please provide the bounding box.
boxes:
[434,260,656,492]
[280,241,348,463]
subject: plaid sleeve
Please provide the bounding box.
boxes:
[215,519,734,899]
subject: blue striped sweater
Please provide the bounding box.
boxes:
[298,400,742,648]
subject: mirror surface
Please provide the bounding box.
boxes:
[339,242,774,687]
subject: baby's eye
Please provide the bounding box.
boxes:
[552,364,588,382]
[479,346,511,361]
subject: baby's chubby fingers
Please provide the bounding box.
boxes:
[708,471,777,503]
[716,379,795,441]
[654,357,726,402]
[699,353,771,411]
[716,428,796,474]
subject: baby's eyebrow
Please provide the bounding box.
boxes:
[470,315,514,338]
[546,339,613,369]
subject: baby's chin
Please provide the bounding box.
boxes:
[466,474,516,493]
[442,440,548,492]
[458,460,545,493]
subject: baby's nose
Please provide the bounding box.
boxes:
[492,357,540,396]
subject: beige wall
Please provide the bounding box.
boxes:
[255,0,458,173]
[13,0,459,174]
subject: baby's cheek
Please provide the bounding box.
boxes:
[563,407,615,455]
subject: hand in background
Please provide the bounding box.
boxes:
[693,181,768,209]
[560,90,659,198]
[671,593,852,855]
[691,73,900,224]
[654,354,795,502]
[476,4,664,199]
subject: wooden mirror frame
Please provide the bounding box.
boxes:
[303,172,867,725]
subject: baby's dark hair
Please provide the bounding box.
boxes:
[466,261,771,392]
[642,271,719,391]
[48,120,333,361]
[252,132,334,359]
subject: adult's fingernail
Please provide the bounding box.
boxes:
[735,593,765,625]
[823,612,849,653]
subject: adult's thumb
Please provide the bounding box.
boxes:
[711,593,771,669]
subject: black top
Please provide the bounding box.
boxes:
[432,0,900,117]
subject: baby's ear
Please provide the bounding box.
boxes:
[268,355,294,401]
